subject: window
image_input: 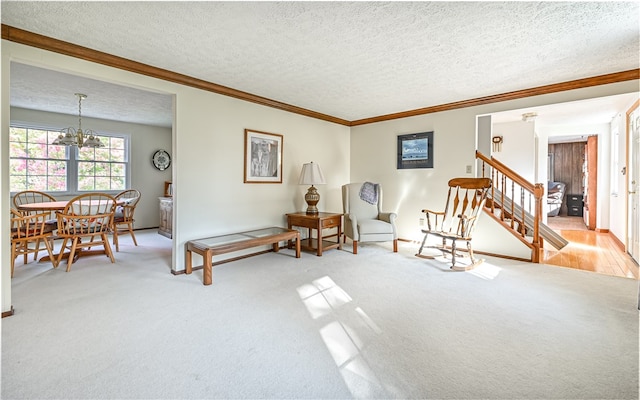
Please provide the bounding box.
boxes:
[10,124,129,194]
[77,136,127,191]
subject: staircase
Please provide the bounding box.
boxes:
[476,151,569,263]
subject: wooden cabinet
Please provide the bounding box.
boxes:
[566,194,583,217]
[159,197,173,238]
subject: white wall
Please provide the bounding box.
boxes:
[1,39,10,314]
[350,108,478,243]
[492,120,536,182]
[2,41,350,314]
[535,128,549,223]
[9,107,172,229]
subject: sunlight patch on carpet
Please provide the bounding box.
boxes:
[466,262,502,280]
[296,276,353,319]
[298,276,387,398]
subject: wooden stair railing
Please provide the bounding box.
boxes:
[475,150,568,263]
[488,187,569,251]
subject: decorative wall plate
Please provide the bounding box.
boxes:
[152,150,171,171]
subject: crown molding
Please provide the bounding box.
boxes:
[3,24,638,128]
[350,69,640,126]
[2,24,351,126]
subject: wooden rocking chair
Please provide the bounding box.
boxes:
[416,177,492,270]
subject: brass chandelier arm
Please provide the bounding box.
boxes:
[51,93,104,148]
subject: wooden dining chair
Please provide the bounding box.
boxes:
[112,189,141,252]
[12,190,58,261]
[13,190,57,213]
[10,208,59,277]
[56,193,117,272]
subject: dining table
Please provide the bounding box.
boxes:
[16,199,124,212]
[16,199,125,264]
[17,201,71,212]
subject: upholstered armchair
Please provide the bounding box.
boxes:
[547,181,566,217]
[342,182,398,254]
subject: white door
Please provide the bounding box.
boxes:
[628,103,640,263]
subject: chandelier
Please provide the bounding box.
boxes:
[52,93,104,148]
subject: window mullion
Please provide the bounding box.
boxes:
[69,146,79,193]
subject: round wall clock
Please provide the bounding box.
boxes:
[152,150,171,171]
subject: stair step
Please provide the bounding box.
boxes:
[485,193,569,251]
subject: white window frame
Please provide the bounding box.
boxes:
[9,122,131,196]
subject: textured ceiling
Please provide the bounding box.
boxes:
[10,63,174,128]
[2,1,639,127]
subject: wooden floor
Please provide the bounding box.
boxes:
[543,216,639,279]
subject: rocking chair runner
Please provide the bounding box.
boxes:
[416,177,492,270]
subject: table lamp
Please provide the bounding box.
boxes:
[298,162,326,214]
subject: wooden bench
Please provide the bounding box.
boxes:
[185,227,300,285]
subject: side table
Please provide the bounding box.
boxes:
[286,212,342,256]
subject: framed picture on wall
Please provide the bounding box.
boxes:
[397,131,434,169]
[244,129,283,183]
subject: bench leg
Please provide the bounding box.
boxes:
[203,251,213,286]
[185,250,193,274]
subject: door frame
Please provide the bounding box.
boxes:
[625,99,639,263]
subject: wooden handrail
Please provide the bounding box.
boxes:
[476,150,544,262]
[476,151,535,193]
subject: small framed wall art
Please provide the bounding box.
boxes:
[397,131,434,169]
[244,129,283,183]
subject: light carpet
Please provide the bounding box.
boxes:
[2,230,639,399]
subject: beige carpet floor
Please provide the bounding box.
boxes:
[2,229,639,399]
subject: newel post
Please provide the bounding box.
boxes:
[532,183,545,263]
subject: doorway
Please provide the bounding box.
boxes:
[487,93,639,278]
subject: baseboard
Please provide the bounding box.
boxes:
[2,306,15,318]
[609,232,625,252]
[596,228,610,233]
[471,250,531,263]
[403,238,532,263]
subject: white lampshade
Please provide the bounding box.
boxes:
[298,162,326,185]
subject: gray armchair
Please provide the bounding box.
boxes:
[342,182,398,254]
[547,181,566,217]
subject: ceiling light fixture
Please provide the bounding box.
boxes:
[52,93,104,148]
[522,112,538,122]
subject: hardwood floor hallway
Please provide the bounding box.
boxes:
[543,216,639,279]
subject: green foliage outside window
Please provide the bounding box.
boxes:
[10,126,128,193]
[10,127,68,192]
